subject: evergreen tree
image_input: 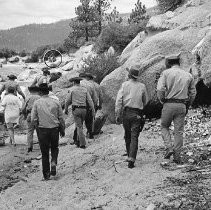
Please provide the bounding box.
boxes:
[93,0,112,34]
[105,6,122,24]
[128,0,148,24]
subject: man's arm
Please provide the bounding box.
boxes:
[86,92,95,116]
[142,85,149,108]
[64,91,72,114]
[157,73,166,103]
[115,84,124,122]
[31,77,38,86]
[17,84,25,100]
[188,77,197,105]
[0,84,5,96]
[31,102,38,125]
[58,103,65,137]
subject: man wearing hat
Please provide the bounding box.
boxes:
[79,72,98,139]
[115,67,148,168]
[22,85,40,152]
[31,68,50,87]
[65,77,95,148]
[157,53,196,164]
[31,83,65,180]
[0,74,25,100]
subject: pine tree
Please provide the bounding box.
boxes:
[93,0,112,34]
[128,0,148,24]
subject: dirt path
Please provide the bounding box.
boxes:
[0,124,184,210]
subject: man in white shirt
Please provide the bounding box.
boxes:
[115,68,148,168]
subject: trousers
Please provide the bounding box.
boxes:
[85,109,93,136]
[27,118,38,149]
[123,108,142,162]
[72,108,87,146]
[161,103,186,154]
[38,127,59,177]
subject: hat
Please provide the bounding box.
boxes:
[38,83,50,93]
[79,72,86,78]
[128,67,139,79]
[42,69,50,75]
[7,74,17,80]
[69,77,83,83]
[84,73,95,79]
[28,85,39,92]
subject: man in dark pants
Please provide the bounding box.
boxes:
[157,54,196,164]
[65,77,95,148]
[31,83,65,180]
[79,73,97,139]
[115,68,148,168]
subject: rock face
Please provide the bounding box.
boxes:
[101,0,211,123]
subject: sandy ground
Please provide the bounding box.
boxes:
[0,123,183,210]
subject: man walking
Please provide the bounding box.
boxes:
[115,68,148,168]
[22,85,40,153]
[31,83,65,180]
[157,54,196,164]
[79,73,98,139]
[31,69,50,87]
[65,77,95,148]
[0,74,25,100]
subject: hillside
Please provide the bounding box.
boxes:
[0,19,71,52]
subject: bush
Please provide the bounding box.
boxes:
[94,21,147,53]
[156,0,184,12]
[19,50,27,57]
[81,53,120,84]
[0,48,17,59]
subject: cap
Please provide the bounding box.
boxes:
[28,85,39,92]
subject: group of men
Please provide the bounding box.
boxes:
[115,54,196,168]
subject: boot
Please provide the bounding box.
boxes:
[164,148,174,159]
[173,151,182,164]
[51,162,57,176]
[128,161,135,169]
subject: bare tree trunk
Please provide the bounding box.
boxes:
[98,0,102,35]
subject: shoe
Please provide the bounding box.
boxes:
[89,133,94,139]
[27,147,33,153]
[79,145,86,149]
[43,172,50,180]
[51,163,56,176]
[14,124,20,129]
[128,161,135,169]
[173,152,182,165]
[164,149,174,159]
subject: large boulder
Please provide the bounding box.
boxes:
[72,45,97,71]
[17,69,41,81]
[101,21,211,122]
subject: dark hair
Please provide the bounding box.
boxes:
[8,86,15,94]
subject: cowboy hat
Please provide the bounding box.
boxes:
[128,67,139,79]
[37,83,50,92]
[7,74,17,80]
[69,77,83,83]
[28,85,39,92]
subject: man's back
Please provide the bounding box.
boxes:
[158,66,194,100]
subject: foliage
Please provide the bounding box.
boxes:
[128,0,149,24]
[105,6,123,24]
[93,0,112,34]
[81,52,120,84]
[156,0,183,12]
[19,50,28,57]
[0,48,17,59]
[94,21,148,53]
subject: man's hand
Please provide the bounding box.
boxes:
[60,130,65,137]
[116,116,121,125]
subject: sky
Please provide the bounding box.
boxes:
[0,0,157,30]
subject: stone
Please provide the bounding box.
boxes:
[146,203,156,210]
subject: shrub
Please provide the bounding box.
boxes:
[94,21,147,53]
[81,53,120,84]
[0,48,17,59]
[19,50,27,57]
[156,0,184,12]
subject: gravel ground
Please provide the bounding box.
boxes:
[0,124,182,210]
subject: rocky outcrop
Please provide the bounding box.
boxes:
[100,0,211,123]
